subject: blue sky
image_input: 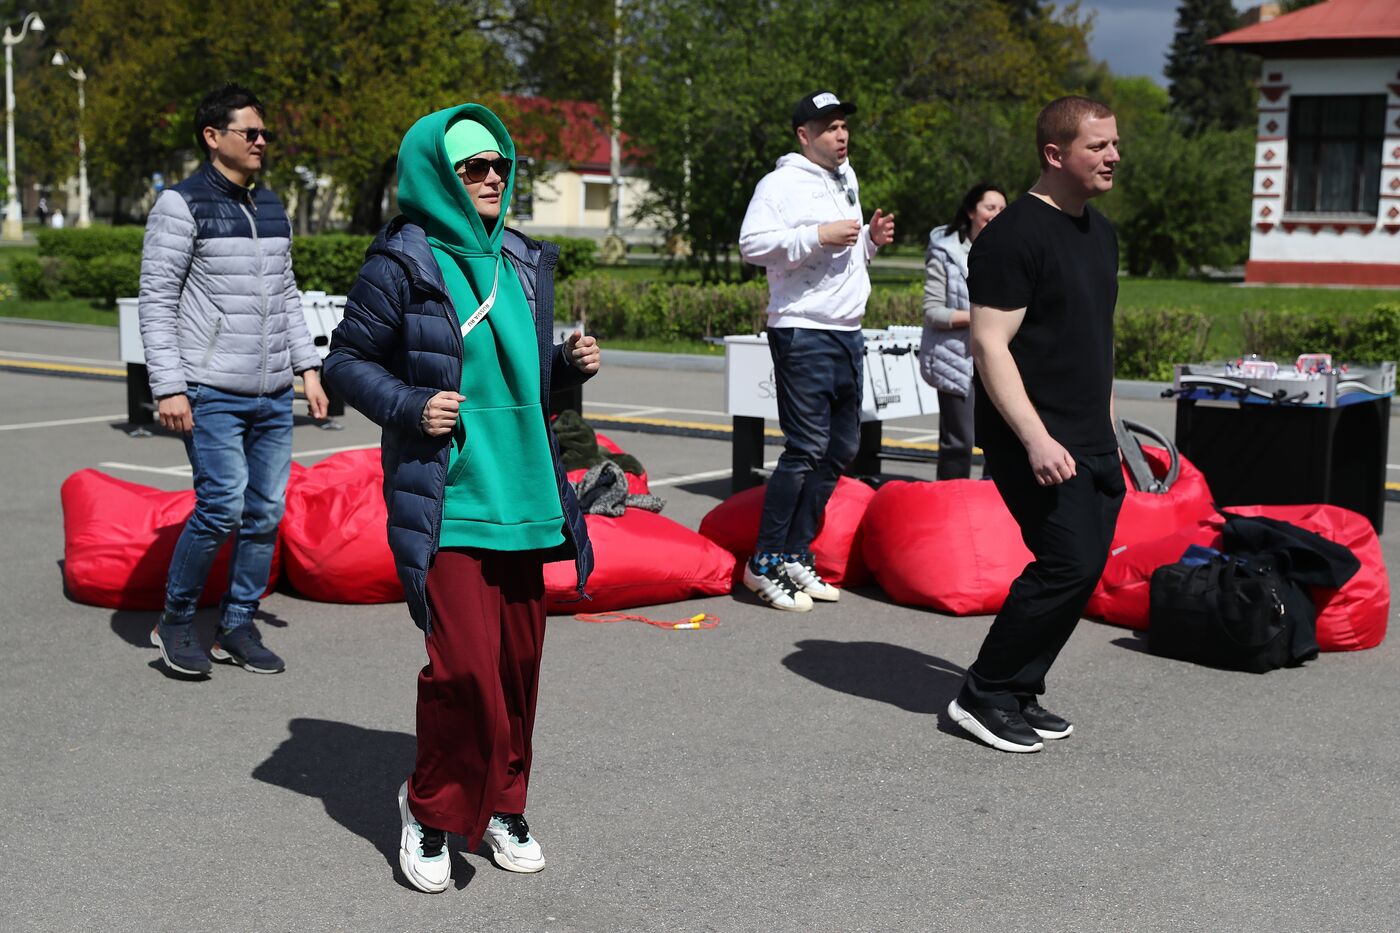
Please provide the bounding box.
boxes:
[1082,0,1252,85]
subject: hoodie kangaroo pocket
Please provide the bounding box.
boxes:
[442,404,562,528]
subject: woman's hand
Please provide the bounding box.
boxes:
[421,391,465,436]
[565,331,601,374]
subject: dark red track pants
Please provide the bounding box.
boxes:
[407,547,546,847]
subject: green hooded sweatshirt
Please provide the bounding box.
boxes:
[396,104,564,551]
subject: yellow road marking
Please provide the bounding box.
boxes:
[0,358,124,377]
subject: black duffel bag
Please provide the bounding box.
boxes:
[1148,553,1301,674]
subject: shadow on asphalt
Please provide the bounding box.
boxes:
[781,640,965,716]
[250,718,478,890]
[674,476,734,501]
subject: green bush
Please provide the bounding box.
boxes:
[12,256,61,300]
[37,226,145,260]
[1114,307,1212,380]
[292,234,373,295]
[65,253,141,306]
[1241,303,1400,364]
[557,277,767,338]
[554,237,597,280]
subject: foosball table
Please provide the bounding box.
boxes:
[1168,357,1395,531]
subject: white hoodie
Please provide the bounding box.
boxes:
[739,152,878,330]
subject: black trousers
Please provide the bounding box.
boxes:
[960,445,1125,711]
[935,386,976,481]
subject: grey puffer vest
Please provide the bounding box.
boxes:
[919,225,973,398]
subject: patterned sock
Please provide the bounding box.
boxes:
[750,550,783,575]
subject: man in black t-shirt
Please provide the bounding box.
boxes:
[946,96,1126,754]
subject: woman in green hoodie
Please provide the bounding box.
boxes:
[324,103,599,894]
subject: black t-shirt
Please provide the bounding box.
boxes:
[968,194,1118,455]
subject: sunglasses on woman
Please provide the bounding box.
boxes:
[455,157,513,184]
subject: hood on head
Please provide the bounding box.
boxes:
[396,103,515,255]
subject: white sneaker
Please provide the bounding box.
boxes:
[483,813,546,873]
[742,562,814,612]
[781,558,840,602]
[398,781,450,893]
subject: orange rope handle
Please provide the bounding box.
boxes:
[574,611,720,631]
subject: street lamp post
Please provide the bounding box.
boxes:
[2,12,44,240]
[51,51,88,228]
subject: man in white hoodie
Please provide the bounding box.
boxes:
[738,90,896,612]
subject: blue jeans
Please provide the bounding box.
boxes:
[163,384,294,629]
[755,327,864,553]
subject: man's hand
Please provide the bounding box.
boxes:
[157,394,194,434]
[421,391,465,437]
[1026,434,1077,486]
[818,219,861,248]
[869,208,896,247]
[565,330,600,375]
[302,369,329,420]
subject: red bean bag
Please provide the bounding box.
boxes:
[698,476,875,589]
[1086,520,1223,630]
[861,479,1030,615]
[279,450,402,603]
[1113,445,1216,550]
[61,468,280,610]
[1220,504,1388,651]
[545,509,736,613]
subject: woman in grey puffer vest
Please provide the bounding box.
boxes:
[918,183,1007,480]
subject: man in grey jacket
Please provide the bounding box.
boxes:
[140,83,326,678]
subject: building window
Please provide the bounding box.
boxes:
[1286,95,1385,215]
[583,180,612,213]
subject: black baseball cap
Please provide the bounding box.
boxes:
[791,90,857,129]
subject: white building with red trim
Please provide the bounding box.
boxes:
[1213,0,1400,286]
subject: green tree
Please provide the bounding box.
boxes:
[499,0,615,106]
[622,0,1098,281]
[43,0,507,230]
[1116,124,1253,276]
[1165,0,1258,135]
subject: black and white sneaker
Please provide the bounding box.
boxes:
[781,552,840,602]
[947,698,1044,753]
[1019,700,1073,740]
[743,554,813,612]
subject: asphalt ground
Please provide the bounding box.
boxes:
[2,317,1399,932]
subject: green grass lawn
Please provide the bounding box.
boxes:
[1117,279,1398,359]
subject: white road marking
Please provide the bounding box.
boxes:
[649,460,779,488]
[291,443,378,459]
[98,461,192,477]
[0,413,126,431]
[585,401,729,418]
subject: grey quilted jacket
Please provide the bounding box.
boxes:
[919,224,974,398]
[138,162,320,399]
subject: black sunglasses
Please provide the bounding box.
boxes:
[455,157,512,184]
[222,126,274,144]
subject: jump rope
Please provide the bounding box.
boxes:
[574,611,720,631]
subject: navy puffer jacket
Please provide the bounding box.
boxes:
[323,218,593,631]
